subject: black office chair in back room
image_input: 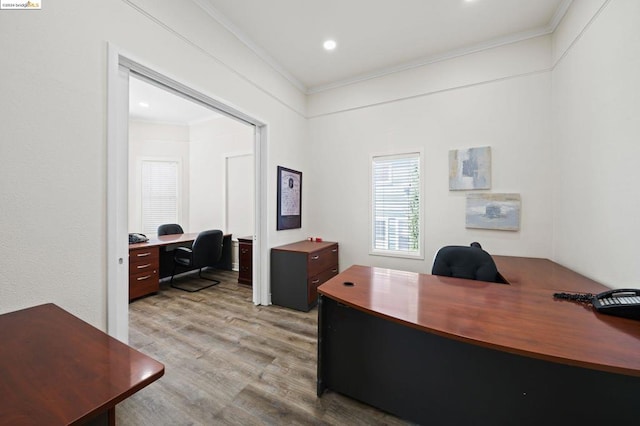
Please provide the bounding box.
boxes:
[157,223,184,236]
[170,229,224,292]
[431,242,501,283]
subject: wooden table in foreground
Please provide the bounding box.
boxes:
[317,257,640,425]
[0,304,164,425]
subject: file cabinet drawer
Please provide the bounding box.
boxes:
[308,245,339,277]
[308,266,339,306]
[238,237,253,286]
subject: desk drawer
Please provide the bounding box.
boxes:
[129,257,158,275]
[130,247,159,267]
[308,244,339,277]
[129,269,159,300]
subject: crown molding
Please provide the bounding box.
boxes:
[547,0,573,32]
[194,0,573,96]
[193,0,308,94]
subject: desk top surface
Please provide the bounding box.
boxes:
[129,232,200,250]
[493,255,609,292]
[129,232,231,250]
[0,304,164,425]
[318,260,640,378]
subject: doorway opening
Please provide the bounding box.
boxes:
[107,46,268,342]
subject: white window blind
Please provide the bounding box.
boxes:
[141,160,179,235]
[371,153,421,257]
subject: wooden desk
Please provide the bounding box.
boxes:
[0,304,164,425]
[128,232,232,301]
[317,260,640,425]
[494,255,608,292]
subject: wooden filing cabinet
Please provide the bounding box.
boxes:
[238,236,253,286]
[129,246,159,301]
[271,240,339,311]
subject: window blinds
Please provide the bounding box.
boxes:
[141,160,179,235]
[371,153,421,256]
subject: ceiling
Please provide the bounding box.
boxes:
[196,0,570,93]
[130,0,571,124]
[129,76,221,125]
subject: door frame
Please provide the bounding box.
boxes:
[107,43,269,342]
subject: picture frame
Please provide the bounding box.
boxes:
[449,146,491,190]
[465,193,521,231]
[277,166,302,230]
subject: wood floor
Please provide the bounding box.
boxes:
[116,269,410,425]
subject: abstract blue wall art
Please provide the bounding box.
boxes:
[466,193,521,231]
[449,146,491,190]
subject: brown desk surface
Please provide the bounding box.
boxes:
[129,232,200,250]
[318,260,640,378]
[129,232,233,250]
[0,304,164,425]
[494,255,609,292]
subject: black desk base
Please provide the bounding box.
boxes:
[317,296,640,425]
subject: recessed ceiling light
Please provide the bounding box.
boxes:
[139,102,149,108]
[323,40,337,51]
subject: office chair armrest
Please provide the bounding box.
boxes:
[174,246,192,260]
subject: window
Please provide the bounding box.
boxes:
[141,160,180,235]
[371,152,422,258]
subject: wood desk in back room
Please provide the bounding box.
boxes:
[128,232,232,301]
[317,258,640,425]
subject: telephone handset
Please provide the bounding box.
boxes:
[128,233,148,244]
[592,289,640,320]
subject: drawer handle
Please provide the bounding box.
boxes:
[332,268,338,273]
[332,249,337,253]
[136,252,151,257]
[137,264,151,269]
[137,275,151,281]
[241,249,248,254]
[311,255,320,260]
[311,279,320,284]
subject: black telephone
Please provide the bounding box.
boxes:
[128,233,148,244]
[592,289,640,320]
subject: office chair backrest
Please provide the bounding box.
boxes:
[158,223,184,236]
[191,230,223,268]
[432,244,499,283]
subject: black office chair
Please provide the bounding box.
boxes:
[157,223,184,236]
[170,229,224,292]
[431,242,500,283]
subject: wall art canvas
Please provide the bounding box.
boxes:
[449,146,491,190]
[465,193,521,231]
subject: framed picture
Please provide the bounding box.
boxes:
[449,146,491,190]
[277,166,302,230]
[465,193,521,231]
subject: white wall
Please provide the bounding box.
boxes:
[307,38,553,274]
[128,121,190,233]
[0,0,308,328]
[189,116,254,234]
[2,0,636,329]
[551,0,640,287]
